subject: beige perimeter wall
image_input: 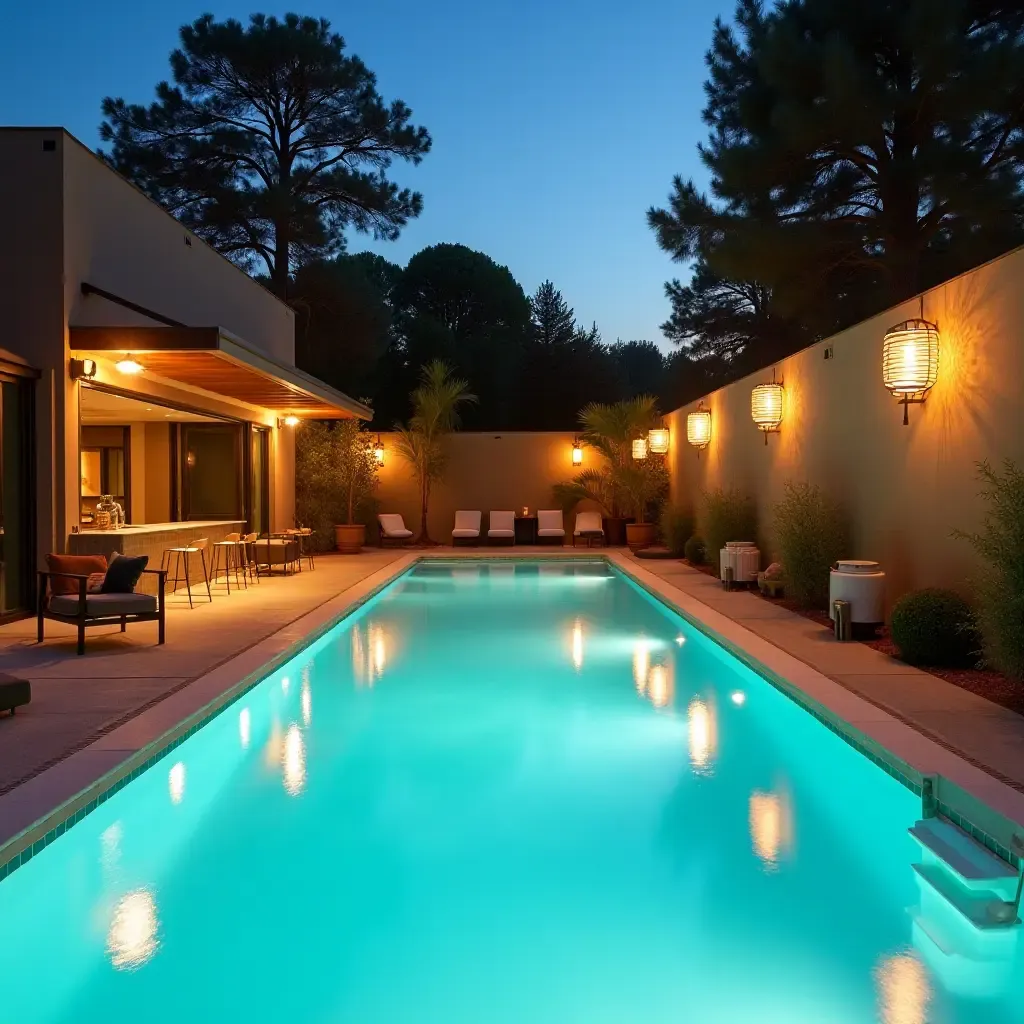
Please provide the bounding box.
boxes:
[376,432,583,539]
[666,244,1024,610]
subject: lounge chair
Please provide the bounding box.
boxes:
[378,513,414,547]
[0,673,31,716]
[573,511,605,547]
[487,510,515,545]
[452,510,482,546]
[537,509,566,545]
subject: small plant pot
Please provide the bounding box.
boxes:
[334,523,366,554]
[603,517,629,546]
[626,522,657,551]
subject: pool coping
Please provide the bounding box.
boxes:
[2,550,1023,882]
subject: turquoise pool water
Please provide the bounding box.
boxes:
[1,559,1021,1022]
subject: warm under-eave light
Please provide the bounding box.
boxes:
[280,415,300,428]
[115,357,144,375]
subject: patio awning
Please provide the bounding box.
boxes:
[69,325,371,420]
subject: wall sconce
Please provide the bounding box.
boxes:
[278,415,300,428]
[186,451,196,468]
[572,437,583,465]
[631,437,648,460]
[114,356,144,375]
[751,370,784,444]
[686,403,711,454]
[882,298,938,425]
[374,435,385,465]
[69,358,97,380]
[648,427,669,454]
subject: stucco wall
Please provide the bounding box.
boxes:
[666,244,1024,607]
[375,431,582,539]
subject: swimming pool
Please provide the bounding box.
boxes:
[1,559,1021,1021]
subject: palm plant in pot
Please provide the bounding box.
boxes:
[334,420,380,553]
[552,396,667,546]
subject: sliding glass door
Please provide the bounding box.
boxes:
[249,427,270,535]
[181,423,244,521]
[0,375,35,619]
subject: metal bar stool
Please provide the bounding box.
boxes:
[210,532,247,594]
[160,537,212,608]
[286,528,315,571]
[241,532,261,584]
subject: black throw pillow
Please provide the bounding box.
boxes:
[101,552,149,594]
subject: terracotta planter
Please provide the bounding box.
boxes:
[626,521,657,551]
[334,523,366,554]
[603,517,629,547]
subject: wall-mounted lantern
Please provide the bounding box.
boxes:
[648,427,670,454]
[571,437,583,465]
[686,403,711,454]
[278,415,300,428]
[374,435,386,465]
[882,299,938,425]
[632,437,648,460]
[69,358,97,381]
[751,370,784,444]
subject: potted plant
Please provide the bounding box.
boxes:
[553,397,666,546]
[334,420,380,553]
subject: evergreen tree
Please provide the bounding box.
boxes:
[100,13,430,297]
[530,280,577,347]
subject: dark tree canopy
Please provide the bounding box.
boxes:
[649,0,1024,402]
[100,13,430,296]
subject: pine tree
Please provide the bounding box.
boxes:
[529,281,576,347]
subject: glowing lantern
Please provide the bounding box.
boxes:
[374,435,386,464]
[115,356,144,375]
[572,438,583,465]
[631,437,648,460]
[648,427,669,454]
[686,404,712,452]
[882,318,938,425]
[751,373,784,443]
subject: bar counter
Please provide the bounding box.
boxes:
[68,521,246,593]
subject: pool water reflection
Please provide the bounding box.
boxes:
[0,559,1021,1022]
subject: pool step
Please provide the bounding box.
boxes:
[909,818,1017,899]
[912,862,1016,928]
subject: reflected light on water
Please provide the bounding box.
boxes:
[351,622,389,686]
[633,641,650,695]
[571,619,584,670]
[371,624,387,680]
[281,676,290,694]
[283,723,306,796]
[265,720,283,768]
[687,697,717,774]
[875,954,931,1024]
[239,707,251,749]
[107,889,159,970]
[101,822,122,874]
[675,635,685,646]
[168,762,186,804]
[647,665,673,708]
[731,691,746,706]
[301,683,312,727]
[749,788,794,871]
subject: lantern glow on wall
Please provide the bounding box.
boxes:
[631,437,648,460]
[686,403,712,454]
[572,438,583,465]
[751,371,784,444]
[647,427,670,454]
[882,306,939,425]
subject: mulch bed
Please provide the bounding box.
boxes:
[681,558,1024,715]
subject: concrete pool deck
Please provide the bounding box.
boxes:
[2,548,1024,869]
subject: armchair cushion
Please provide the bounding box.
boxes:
[101,552,149,594]
[452,511,482,538]
[45,554,108,595]
[488,511,515,538]
[537,510,565,537]
[49,593,158,618]
[574,512,604,536]
[378,514,413,539]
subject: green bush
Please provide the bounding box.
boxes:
[954,460,1024,680]
[660,504,695,557]
[773,481,849,608]
[890,589,978,668]
[700,488,757,565]
[684,535,707,565]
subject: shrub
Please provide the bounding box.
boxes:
[701,488,757,564]
[954,460,1024,680]
[684,535,707,565]
[890,589,978,668]
[773,481,849,608]
[660,504,695,557]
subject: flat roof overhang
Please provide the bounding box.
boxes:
[69,326,371,420]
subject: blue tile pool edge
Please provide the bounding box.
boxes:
[609,557,1024,870]
[0,555,420,884]
[1,553,1019,882]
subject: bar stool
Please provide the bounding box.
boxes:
[210,532,247,594]
[286,528,315,571]
[161,537,212,608]
[242,532,261,584]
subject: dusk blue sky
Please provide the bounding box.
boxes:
[1,0,735,347]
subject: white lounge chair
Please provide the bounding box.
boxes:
[537,509,565,545]
[573,511,605,547]
[378,513,414,546]
[452,510,482,545]
[488,510,516,544]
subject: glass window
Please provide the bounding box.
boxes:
[0,378,34,617]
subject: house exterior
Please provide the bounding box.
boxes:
[0,127,368,619]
